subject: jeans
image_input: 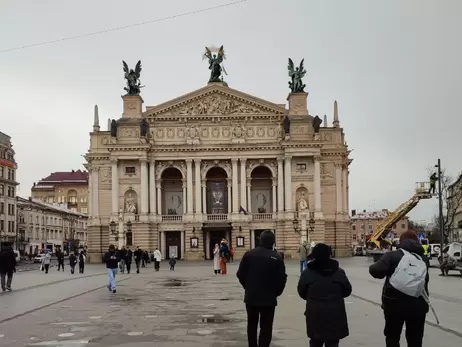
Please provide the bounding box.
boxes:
[384,310,426,347]
[135,260,141,273]
[154,261,160,271]
[108,268,117,290]
[246,305,276,347]
[126,262,131,274]
[58,260,64,271]
[300,260,307,274]
[310,340,339,347]
[79,263,84,273]
[44,264,50,273]
[70,265,75,274]
[1,272,13,289]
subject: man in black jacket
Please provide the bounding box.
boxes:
[134,246,142,273]
[0,244,16,291]
[237,230,287,347]
[104,244,120,294]
[369,231,429,347]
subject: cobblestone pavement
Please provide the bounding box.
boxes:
[0,259,460,346]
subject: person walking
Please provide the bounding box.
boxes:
[213,243,221,275]
[219,239,229,275]
[41,251,51,274]
[134,246,142,273]
[297,243,352,347]
[126,248,133,274]
[104,244,119,294]
[0,243,16,291]
[369,230,429,347]
[56,249,65,271]
[153,248,162,271]
[78,251,86,274]
[237,230,287,347]
[169,257,176,271]
[298,241,309,274]
[69,252,77,274]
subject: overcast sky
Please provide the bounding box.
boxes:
[1,0,461,222]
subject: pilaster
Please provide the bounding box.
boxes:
[111,158,119,216]
[231,158,239,213]
[186,159,194,215]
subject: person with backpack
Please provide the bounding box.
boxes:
[369,230,430,347]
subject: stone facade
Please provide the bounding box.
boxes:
[16,196,88,255]
[85,81,351,262]
[0,131,19,248]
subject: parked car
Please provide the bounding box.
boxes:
[34,254,46,263]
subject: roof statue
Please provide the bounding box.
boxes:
[122,60,143,95]
[313,115,322,133]
[288,58,306,93]
[203,46,226,83]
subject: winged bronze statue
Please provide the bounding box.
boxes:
[122,60,143,95]
[204,46,225,83]
[288,58,307,93]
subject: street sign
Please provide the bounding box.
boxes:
[418,233,425,240]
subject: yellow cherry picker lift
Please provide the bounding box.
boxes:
[367,182,434,262]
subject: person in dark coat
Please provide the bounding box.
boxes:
[125,248,133,274]
[134,246,143,273]
[0,244,16,291]
[237,230,287,347]
[56,249,65,271]
[69,252,77,274]
[369,230,429,347]
[297,243,352,347]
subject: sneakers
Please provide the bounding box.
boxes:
[107,285,111,292]
[6,287,11,291]
[112,289,116,294]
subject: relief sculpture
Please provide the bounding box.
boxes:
[321,163,334,179]
[160,95,263,116]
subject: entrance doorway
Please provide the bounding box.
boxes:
[254,230,264,248]
[166,231,181,259]
[208,230,227,260]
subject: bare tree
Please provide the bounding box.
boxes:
[429,169,462,242]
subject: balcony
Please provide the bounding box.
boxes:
[206,214,229,221]
[251,213,273,221]
[161,215,183,222]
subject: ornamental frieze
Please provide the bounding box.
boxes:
[157,95,263,116]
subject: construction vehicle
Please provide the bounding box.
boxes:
[368,182,434,262]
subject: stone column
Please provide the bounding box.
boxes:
[88,168,93,218]
[205,231,211,260]
[160,231,166,260]
[227,179,232,214]
[240,159,247,210]
[335,163,342,213]
[92,168,99,217]
[149,160,156,214]
[186,159,193,214]
[250,229,255,248]
[284,156,293,211]
[247,182,252,213]
[277,158,284,212]
[140,159,149,214]
[202,180,207,215]
[180,230,185,259]
[182,181,187,215]
[272,178,277,213]
[111,159,118,214]
[194,159,202,213]
[342,165,348,214]
[156,179,162,215]
[231,159,239,213]
[314,155,322,211]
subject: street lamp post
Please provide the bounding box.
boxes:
[436,159,444,252]
[293,213,316,244]
[109,217,132,249]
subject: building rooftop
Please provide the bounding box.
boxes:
[17,196,87,218]
[32,170,89,189]
[351,209,410,221]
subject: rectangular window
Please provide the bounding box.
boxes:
[125,166,136,174]
[0,184,3,196]
[361,224,365,230]
[0,203,3,214]
[0,167,3,177]
[352,234,357,241]
[368,224,373,230]
[401,223,406,229]
[0,220,4,231]
[7,170,10,180]
[352,225,356,231]
[80,207,88,214]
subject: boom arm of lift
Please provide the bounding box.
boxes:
[369,182,434,248]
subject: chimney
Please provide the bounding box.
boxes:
[351,209,356,216]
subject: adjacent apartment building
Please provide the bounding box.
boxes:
[0,132,19,248]
[350,209,409,246]
[31,170,89,214]
[447,173,462,242]
[16,196,88,255]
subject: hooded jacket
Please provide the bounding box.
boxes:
[369,239,429,314]
[236,232,287,306]
[297,258,351,342]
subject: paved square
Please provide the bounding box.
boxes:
[0,258,461,346]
